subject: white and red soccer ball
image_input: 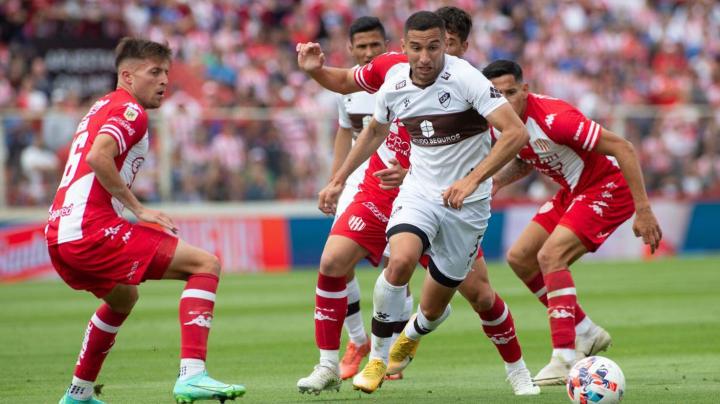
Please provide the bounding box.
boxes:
[567,356,625,404]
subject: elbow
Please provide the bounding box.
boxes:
[85,150,100,170]
[507,125,530,149]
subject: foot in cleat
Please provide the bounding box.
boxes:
[297,364,341,395]
[352,358,387,394]
[339,337,371,380]
[173,371,246,403]
[58,393,106,404]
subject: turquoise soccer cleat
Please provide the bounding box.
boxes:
[58,393,106,404]
[173,371,246,403]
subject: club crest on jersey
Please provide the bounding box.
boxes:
[533,139,551,152]
[395,80,406,90]
[441,71,451,80]
[123,102,141,121]
[438,91,451,108]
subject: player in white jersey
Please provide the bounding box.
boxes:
[309,12,530,393]
[46,38,244,404]
[298,8,541,396]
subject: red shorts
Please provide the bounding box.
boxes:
[533,178,635,252]
[330,192,392,267]
[48,221,179,298]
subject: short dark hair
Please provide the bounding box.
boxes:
[115,37,172,69]
[349,16,386,42]
[404,11,445,36]
[435,6,472,42]
[482,59,524,82]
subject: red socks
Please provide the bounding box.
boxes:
[179,273,218,360]
[526,271,586,325]
[478,293,522,363]
[544,269,576,349]
[314,273,347,350]
[74,304,129,381]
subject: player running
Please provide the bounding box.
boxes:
[47,38,245,404]
[483,60,662,385]
[297,8,540,396]
[296,16,414,394]
[303,11,532,394]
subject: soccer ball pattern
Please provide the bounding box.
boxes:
[567,356,625,403]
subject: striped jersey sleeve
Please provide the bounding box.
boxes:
[353,52,407,94]
[97,104,147,154]
[543,106,602,153]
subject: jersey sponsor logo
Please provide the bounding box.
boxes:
[574,121,585,141]
[590,200,609,217]
[545,113,556,128]
[413,133,462,146]
[438,91,451,108]
[441,71,451,80]
[395,80,406,90]
[131,157,145,175]
[362,201,390,223]
[420,120,435,137]
[348,215,366,231]
[489,87,503,98]
[108,116,136,136]
[385,131,411,157]
[48,203,74,221]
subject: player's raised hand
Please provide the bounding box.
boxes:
[136,207,178,235]
[317,180,344,215]
[296,42,325,73]
[632,206,662,254]
[442,176,480,210]
[374,158,407,190]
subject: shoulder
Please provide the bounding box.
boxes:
[367,52,407,70]
[528,93,589,134]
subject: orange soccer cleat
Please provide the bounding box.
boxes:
[339,338,371,380]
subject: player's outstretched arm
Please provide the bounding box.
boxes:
[296,42,361,94]
[318,118,390,214]
[594,128,662,252]
[86,135,177,233]
[443,103,529,209]
[491,157,533,196]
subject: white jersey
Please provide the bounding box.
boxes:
[336,89,375,196]
[373,55,507,203]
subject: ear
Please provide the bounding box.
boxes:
[522,82,529,93]
[347,40,353,54]
[461,41,469,54]
[401,38,406,54]
[119,68,133,87]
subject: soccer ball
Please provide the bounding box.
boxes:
[567,356,625,403]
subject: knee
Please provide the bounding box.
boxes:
[198,253,221,276]
[536,246,559,271]
[471,291,495,314]
[420,304,448,322]
[111,289,139,314]
[506,247,530,272]
[319,251,349,277]
[385,255,416,285]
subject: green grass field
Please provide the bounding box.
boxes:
[2,256,720,403]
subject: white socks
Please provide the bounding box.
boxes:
[68,377,93,400]
[344,277,368,345]
[319,349,339,370]
[179,358,206,380]
[369,271,407,363]
[405,305,452,340]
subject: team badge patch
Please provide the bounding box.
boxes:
[441,71,451,80]
[438,91,451,108]
[395,80,406,90]
[123,107,139,121]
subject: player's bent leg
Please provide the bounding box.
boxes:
[534,225,588,386]
[162,239,220,280]
[506,221,549,285]
[388,273,454,375]
[60,284,138,404]
[458,260,540,395]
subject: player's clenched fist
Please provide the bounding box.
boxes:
[317,180,344,215]
[296,42,325,73]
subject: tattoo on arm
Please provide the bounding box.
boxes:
[494,158,533,187]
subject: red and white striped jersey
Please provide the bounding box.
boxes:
[46,88,149,245]
[494,93,624,193]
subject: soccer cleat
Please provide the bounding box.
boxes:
[339,338,371,380]
[506,368,541,395]
[575,325,612,360]
[296,365,341,395]
[352,358,387,394]
[384,372,403,381]
[58,393,105,404]
[387,330,420,375]
[533,354,573,386]
[173,371,246,403]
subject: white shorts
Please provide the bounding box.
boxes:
[332,159,369,225]
[386,190,490,287]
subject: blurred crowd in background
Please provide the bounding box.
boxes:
[1,0,719,206]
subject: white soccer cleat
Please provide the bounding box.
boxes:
[533,354,573,386]
[506,367,541,395]
[575,325,612,360]
[297,365,341,395]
